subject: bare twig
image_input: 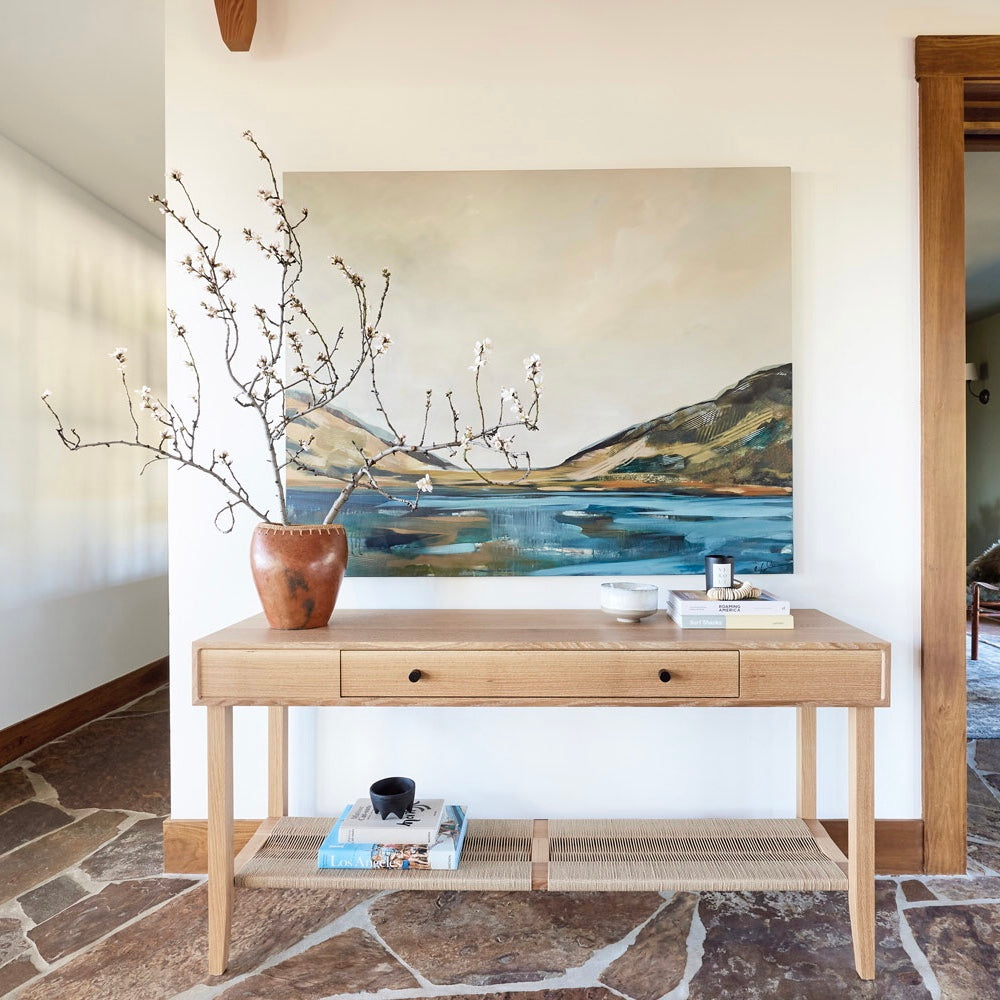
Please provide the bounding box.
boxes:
[44,133,544,532]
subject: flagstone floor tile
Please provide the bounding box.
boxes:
[0,810,127,905]
[899,879,937,903]
[371,890,663,986]
[0,801,73,854]
[17,874,88,923]
[15,885,372,1000]
[906,903,1000,999]
[216,927,419,999]
[0,769,35,815]
[28,877,194,963]
[110,688,170,717]
[924,874,1000,901]
[598,891,697,1000]
[686,885,928,1000]
[967,766,1000,844]
[79,817,164,881]
[27,713,169,814]
[0,957,37,996]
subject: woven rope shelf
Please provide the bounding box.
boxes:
[548,818,848,892]
[235,817,534,891]
[233,816,847,893]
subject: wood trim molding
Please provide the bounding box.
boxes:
[214,0,256,52]
[822,820,924,876]
[917,41,996,875]
[163,816,924,877]
[916,36,1000,78]
[0,657,169,767]
[965,135,1000,151]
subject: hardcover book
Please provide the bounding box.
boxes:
[337,798,445,845]
[318,805,468,869]
[669,612,794,629]
[666,589,791,616]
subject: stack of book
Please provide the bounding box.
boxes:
[317,798,468,870]
[666,589,793,629]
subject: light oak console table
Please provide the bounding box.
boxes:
[193,608,890,979]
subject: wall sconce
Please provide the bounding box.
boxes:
[967,362,990,405]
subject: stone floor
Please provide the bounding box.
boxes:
[1,690,1000,999]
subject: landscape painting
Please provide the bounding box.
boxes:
[284,167,792,577]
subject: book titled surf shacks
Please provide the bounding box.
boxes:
[337,798,446,845]
[318,805,468,869]
[669,613,794,629]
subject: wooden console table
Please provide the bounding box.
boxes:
[193,608,890,979]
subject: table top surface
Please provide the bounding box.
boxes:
[194,608,889,653]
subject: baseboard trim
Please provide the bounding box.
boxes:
[163,816,925,876]
[821,819,924,874]
[0,656,169,767]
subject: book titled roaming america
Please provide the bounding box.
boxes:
[318,805,468,870]
[666,589,791,616]
[337,798,445,845]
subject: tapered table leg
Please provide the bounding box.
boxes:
[797,706,817,819]
[268,706,289,818]
[848,706,875,980]
[207,705,234,976]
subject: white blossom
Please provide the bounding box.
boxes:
[416,474,433,494]
[40,390,51,400]
[469,338,492,371]
[110,347,128,369]
[524,353,543,391]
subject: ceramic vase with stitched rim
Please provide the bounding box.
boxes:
[250,523,348,629]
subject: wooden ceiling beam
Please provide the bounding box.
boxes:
[965,135,1000,151]
[214,0,256,52]
[916,36,1000,78]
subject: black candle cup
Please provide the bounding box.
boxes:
[704,554,734,590]
[369,776,416,820]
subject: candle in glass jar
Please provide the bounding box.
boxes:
[704,554,734,590]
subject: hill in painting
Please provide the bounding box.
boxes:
[548,363,791,492]
[285,390,456,489]
[286,363,791,496]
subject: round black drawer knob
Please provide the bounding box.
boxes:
[658,669,672,683]
[408,669,422,683]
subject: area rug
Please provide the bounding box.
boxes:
[968,636,1000,739]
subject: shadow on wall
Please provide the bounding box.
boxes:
[0,574,168,730]
[969,499,1000,565]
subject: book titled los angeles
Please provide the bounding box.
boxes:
[318,805,468,869]
[337,798,445,845]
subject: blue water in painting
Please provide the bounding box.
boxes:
[287,487,793,577]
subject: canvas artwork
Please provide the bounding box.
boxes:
[284,167,792,577]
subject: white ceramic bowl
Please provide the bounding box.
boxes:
[600,582,659,623]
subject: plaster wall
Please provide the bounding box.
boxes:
[967,311,1000,562]
[166,0,999,822]
[0,132,168,728]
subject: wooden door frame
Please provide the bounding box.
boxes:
[917,36,1000,873]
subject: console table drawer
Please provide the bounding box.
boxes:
[739,650,888,705]
[340,650,739,699]
[195,649,340,703]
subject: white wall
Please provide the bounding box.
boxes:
[0,133,168,728]
[967,311,1000,561]
[166,0,1000,823]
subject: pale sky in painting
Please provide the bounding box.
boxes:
[284,168,790,469]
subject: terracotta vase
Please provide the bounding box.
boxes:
[250,523,348,629]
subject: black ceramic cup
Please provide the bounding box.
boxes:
[369,776,416,820]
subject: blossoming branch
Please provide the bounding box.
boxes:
[42,132,542,531]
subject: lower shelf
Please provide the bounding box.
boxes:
[234,816,849,893]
